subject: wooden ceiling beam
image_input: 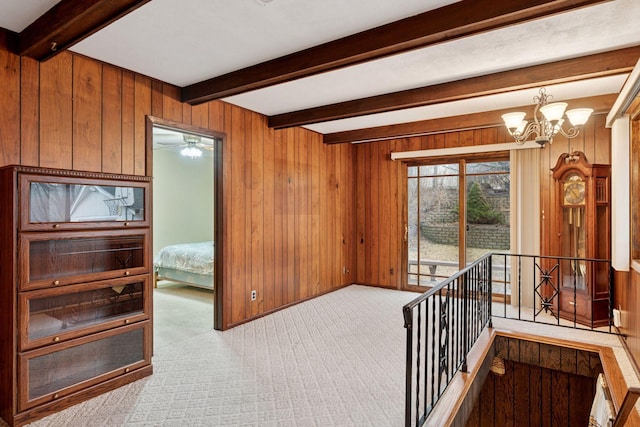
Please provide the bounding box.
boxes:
[181,0,612,104]
[323,94,618,144]
[18,0,151,61]
[270,46,640,129]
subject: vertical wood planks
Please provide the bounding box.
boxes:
[121,71,135,175]
[162,83,182,123]
[191,103,209,129]
[243,108,252,317]
[39,52,73,169]
[295,127,308,300]
[471,359,596,427]
[19,56,40,167]
[229,104,246,324]
[285,128,296,304]
[0,32,20,166]
[250,111,264,317]
[262,119,276,312]
[318,141,329,292]
[378,141,391,286]
[273,129,285,309]
[72,55,102,172]
[355,144,366,283]
[310,132,321,295]
[133,75,150,175]
[101,65,122,174]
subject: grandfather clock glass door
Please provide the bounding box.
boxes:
[561,173,587,292]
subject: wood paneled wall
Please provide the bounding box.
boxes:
[538,113,611,259]
[467,336,601,427]
[0,32,355,329]
[623,106,640,371]
[466,359,596,427]
[355,127,513,288]
[354,117,613,290]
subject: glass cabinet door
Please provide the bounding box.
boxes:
[19,276,149,350]
[19,323,149,411]
[20,229,149,290]
[20,174,149,230]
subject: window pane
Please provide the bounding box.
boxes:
[466,161,509,175]
[408,174,459,287]
[420,163,459,176]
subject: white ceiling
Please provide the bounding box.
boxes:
[2,0,640,137]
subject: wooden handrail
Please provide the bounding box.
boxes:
[613,387,640,427]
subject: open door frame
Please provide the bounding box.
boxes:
[146,116,225,330]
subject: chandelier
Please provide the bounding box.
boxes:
[501,88,593,147]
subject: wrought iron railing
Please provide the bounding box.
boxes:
[403,254,492,427]
[489,253,613,332]
[403,253,614,427]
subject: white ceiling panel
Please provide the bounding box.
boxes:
[0,0,59,32]
[70,0,459,87]
[304,75,630,134]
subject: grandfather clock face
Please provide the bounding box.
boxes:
[562,173,586,206]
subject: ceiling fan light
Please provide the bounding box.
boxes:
[502,112,526,132]
[181,146,202,158]
[565,108,593,126]
[183,134,201,144]
[540,102,567,122]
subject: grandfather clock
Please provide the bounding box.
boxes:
[550,151,610,327]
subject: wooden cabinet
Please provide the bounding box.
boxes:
[0,166,153,427]
[550,152,611,327]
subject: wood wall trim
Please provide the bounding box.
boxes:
[269,47,638,130]
[17,0,151,61]
[181,0,612,104]
[325,94,617,144]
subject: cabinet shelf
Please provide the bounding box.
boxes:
[19,322,150,411]
[20,229,149,291]
[20,276,149,351]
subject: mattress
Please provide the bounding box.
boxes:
[153,241,214,275]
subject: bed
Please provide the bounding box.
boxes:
[153,241,214,290]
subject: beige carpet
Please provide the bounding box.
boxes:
[9,285,639,426]
[22,285,417,426]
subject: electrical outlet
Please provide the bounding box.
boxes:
[613,308,622,328]
[251,290,257,301]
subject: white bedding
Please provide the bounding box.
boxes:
[153,241,214,275]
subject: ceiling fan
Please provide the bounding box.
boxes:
[154,132,215,158]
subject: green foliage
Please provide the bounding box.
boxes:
[464,182,504,225]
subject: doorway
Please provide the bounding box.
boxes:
[147,117,224,338]
[406,156,510,292]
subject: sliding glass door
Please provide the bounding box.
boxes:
[407,164,460,287]
[406,157,510,291]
